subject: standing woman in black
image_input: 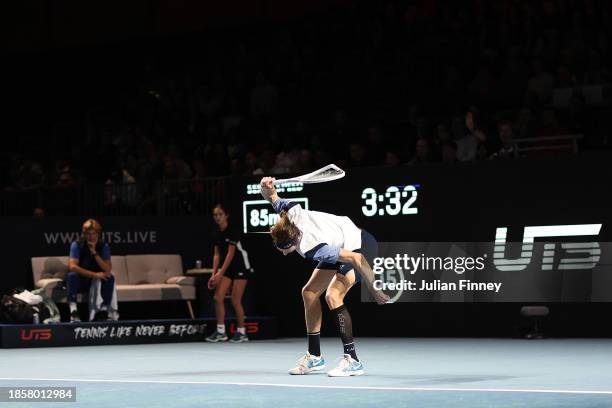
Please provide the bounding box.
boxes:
[206,203,253,343]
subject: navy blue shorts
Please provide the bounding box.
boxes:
[315,229,378,283]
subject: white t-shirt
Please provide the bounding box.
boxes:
[273,199,362,263]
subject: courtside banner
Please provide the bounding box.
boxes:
[0,317,277,348]
[361,240,612,303]
[28,216,215,257]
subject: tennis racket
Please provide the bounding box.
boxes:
[273,164,345,185]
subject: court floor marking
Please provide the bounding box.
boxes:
[0,377,611,396]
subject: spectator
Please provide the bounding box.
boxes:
[415,116,431,140]
[441,141,458,163]
[515,107,535,139]
[347,143,367,168]
[432,123,451,160]
[254,149,285,175]
[56,172,76,189]
[14,160,45,190]
[490,120,518,159]
[537,109,569,138]
[556,65,576,88]
[384,151,401,167]
[407,138,432,165]
[274,141,298,174]
[244,152,260,175]
[55,159,72,176]
[229,158,244,176]
[527,60,554,104]
[66,219,118,322]
[456,109,486,162]
[162,157,191,181]
[434,123,451,145]
[296,148,315,173]
[476,140,490,160]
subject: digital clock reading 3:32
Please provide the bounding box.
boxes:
[361,185,418,217]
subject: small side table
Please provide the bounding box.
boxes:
[185,268,214,317]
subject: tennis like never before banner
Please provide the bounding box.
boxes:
[0,317,277,348]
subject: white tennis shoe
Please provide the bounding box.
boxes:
[288,352,326,375]
[327,354,364,377]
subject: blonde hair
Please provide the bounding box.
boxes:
[82,218,102,234]
[270,211,300,247]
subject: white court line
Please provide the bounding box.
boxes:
[0,377,611,396]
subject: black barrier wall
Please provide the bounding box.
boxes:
[0,317,277,348]
[3,153,612,336]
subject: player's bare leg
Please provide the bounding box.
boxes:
[326,271,364,377]
[303,269,336,333]
[289,268,335,375]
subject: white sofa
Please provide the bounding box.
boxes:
[31,255,196,318]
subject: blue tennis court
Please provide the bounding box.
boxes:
[1,338,611,407]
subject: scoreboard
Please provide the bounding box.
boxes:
[242,197,309,233]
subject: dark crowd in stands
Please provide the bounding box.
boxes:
[3,0,612,195]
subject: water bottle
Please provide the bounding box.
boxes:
[195,260,202,269]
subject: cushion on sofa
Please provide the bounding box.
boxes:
[125,255,184,285]
[165,276,196,286]
[111,256,129,285]
[32,256,69,284]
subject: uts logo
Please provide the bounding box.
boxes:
[494,224,602,271]
[20,328,52,341]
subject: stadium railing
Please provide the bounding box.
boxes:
[0,177,227,216]
[513,134,584,155]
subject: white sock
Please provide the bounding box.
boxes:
[237,327,246,335]
[100,304,108,311]
[69,303,77,313]
[217,324,225,333]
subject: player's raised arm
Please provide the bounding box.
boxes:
[260,177,279,203]
[260,177,298,214]
[338,249,390,305]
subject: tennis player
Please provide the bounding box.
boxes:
[260,177,389,377]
